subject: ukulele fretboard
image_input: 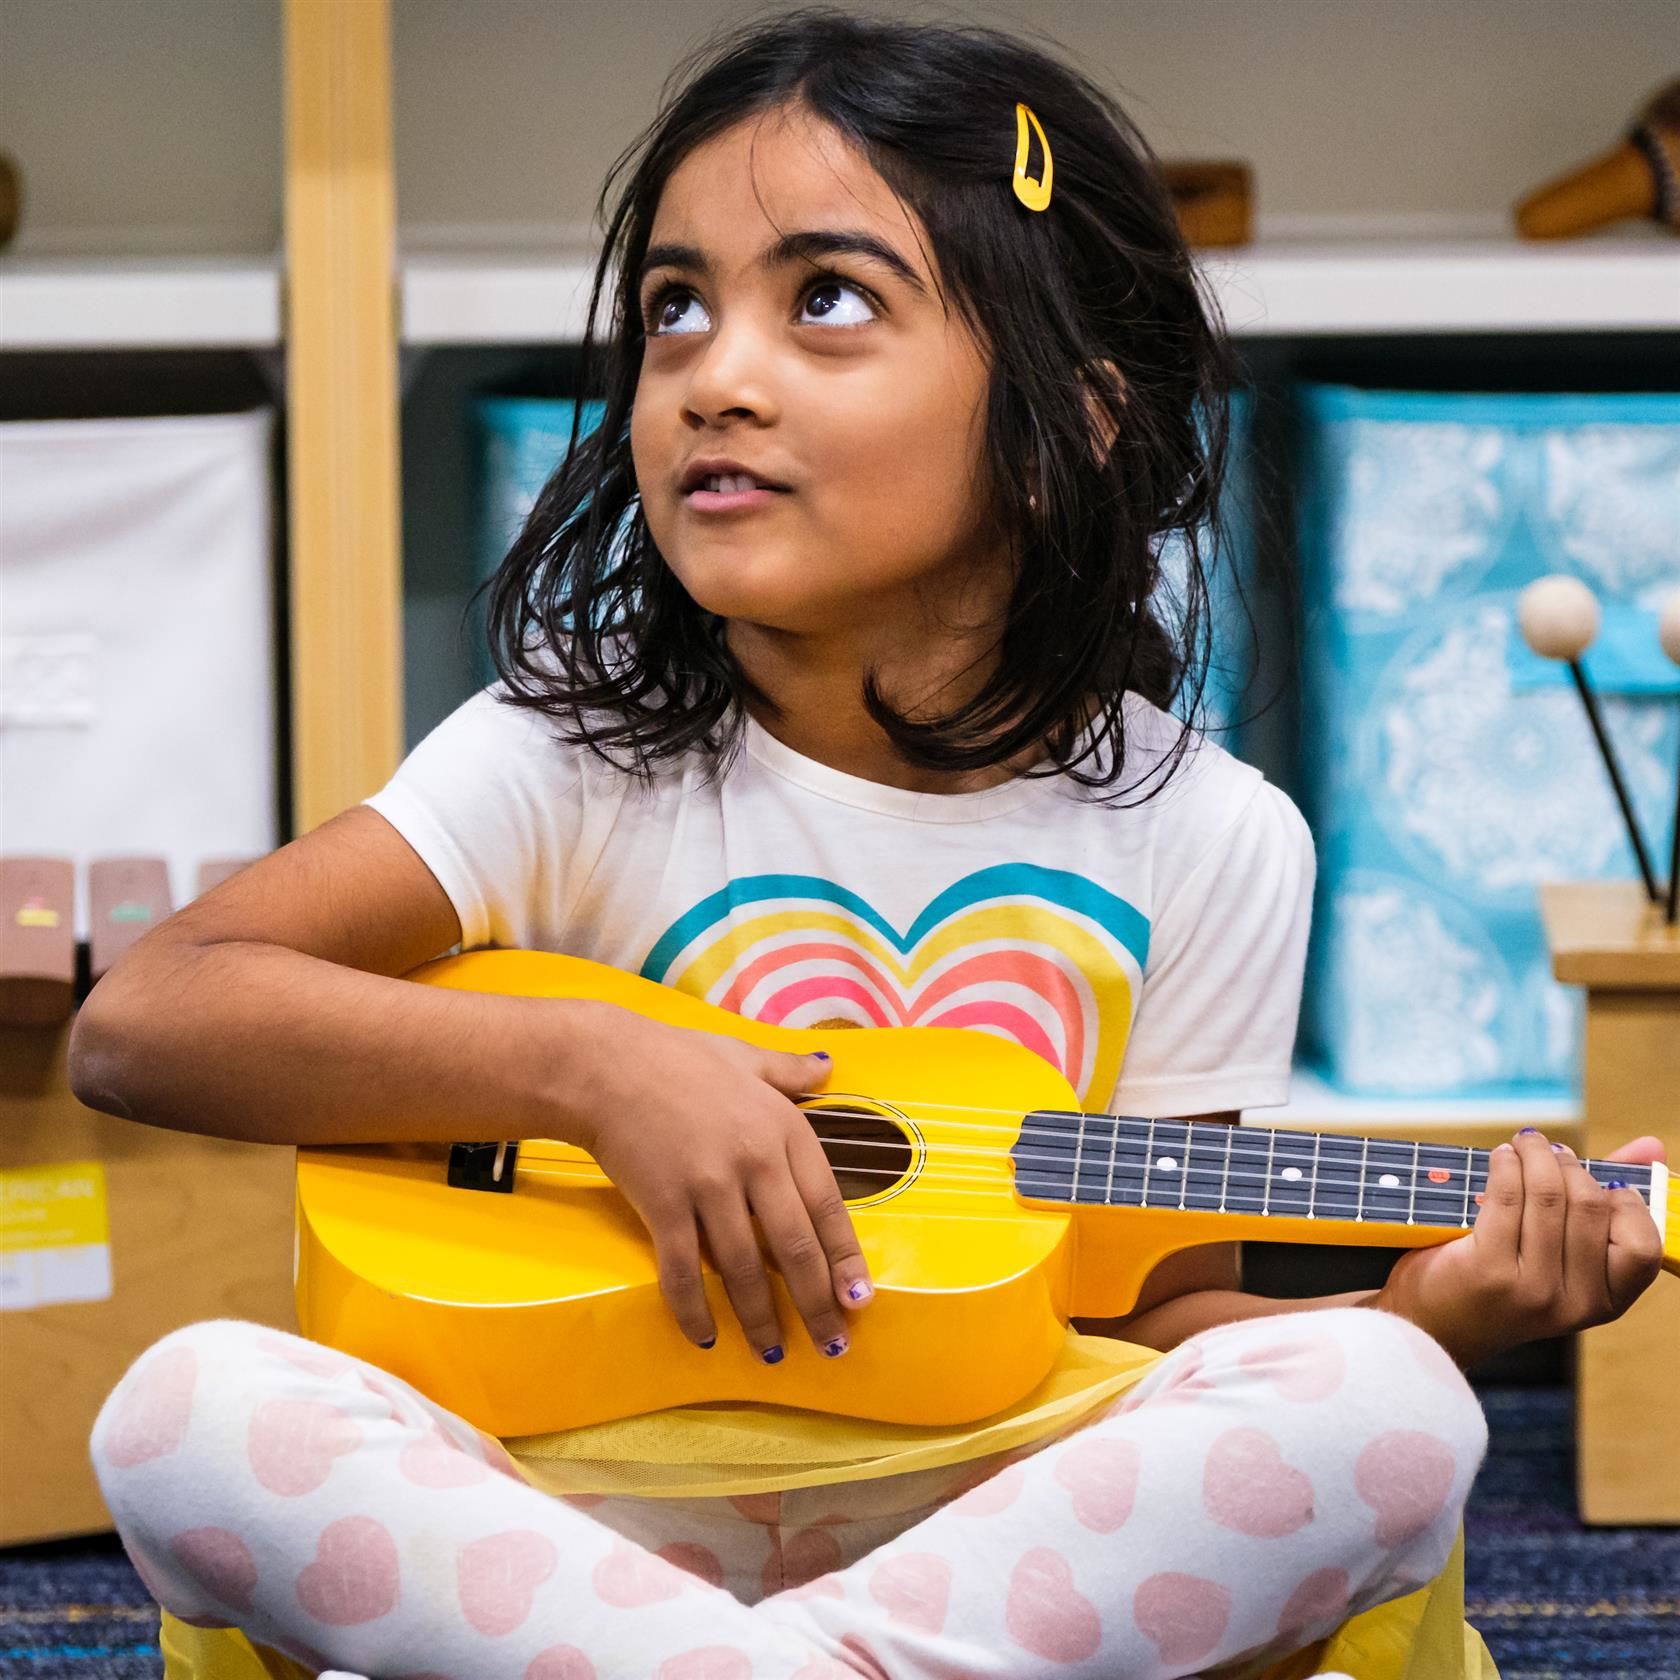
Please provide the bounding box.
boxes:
[1012,1111,1658,1230]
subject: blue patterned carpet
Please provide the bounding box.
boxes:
[3,1387,1676,1677]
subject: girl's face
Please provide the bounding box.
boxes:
[631,106,1005,643]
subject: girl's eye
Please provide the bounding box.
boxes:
[799,278,875,327]
[647,287,711,336]
[642,274,877,336]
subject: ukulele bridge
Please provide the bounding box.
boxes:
[448,1140,521,1193]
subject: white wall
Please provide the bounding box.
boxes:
[2,0,1673,252]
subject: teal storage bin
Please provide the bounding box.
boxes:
[473,396,608,683]
[1155,386,1262,749]
[1297,383,1680,1098]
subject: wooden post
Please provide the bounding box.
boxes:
[283,0,403,833]
[1541,880,1680,1524]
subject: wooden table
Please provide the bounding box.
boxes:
[1541,880,1680,1525]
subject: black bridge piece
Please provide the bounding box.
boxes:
[448,1140,520,1193]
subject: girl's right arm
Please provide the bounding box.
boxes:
[66,805,871,1360]
[68,805,586,1151]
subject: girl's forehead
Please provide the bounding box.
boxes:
[649,108,924,265]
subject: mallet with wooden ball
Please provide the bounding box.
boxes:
[1661,589,1680,926]
[1516,575,1662,905]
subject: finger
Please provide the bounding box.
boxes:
[695,1185,787,1363]
[1557,1145,1613,1324]
[650,1208,718,1349]
[784,1123,874,1313]
[1605,1136,1666,1167]
[759,1048,834,1101]
[748,1160,854,1357]
[1513,1129,1567,1273]
[1604,1180,1665,1315]
[1471,1141,1523,1264]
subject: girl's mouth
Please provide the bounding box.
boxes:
[684,473,791,514]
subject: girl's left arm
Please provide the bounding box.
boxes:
[1072,1115,1669,1369]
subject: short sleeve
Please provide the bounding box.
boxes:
[360,686,588,954]
[1109,781,1315,1117]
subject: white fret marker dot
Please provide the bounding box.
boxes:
[1379,1172,1401,1188]
[1281,1166,1303,1182]
[1155,1156,1179,1172]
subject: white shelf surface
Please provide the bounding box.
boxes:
[399,234,1680,346]
[0,254,283,351]
[5,238,1672,351]
[1245,1068,1579,1134]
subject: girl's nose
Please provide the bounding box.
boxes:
[681,322,780,429]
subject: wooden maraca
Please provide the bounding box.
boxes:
[1661,590,1680,925]
[1516,79,1680,240]
[1517,575,1661,905]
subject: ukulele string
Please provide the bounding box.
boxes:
[508,1134,1592,1213]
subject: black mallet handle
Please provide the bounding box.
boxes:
[1667,730,1679,926]
[1569,659,1661,904]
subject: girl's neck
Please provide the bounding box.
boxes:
[728,620,1040,795]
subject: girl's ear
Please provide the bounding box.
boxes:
[1080,359,1126,466]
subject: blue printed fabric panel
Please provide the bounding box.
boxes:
[475,397,609,683]
[1151,388,1260,749]
[1296,385,1680,1098]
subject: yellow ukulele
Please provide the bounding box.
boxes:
[294,950,1678,1437]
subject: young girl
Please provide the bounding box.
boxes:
[73,11,1665,1680]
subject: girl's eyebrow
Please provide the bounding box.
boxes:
[638,228,928,297]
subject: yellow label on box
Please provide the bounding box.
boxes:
[0,1160,109,1252]
[0,1161,113,1311]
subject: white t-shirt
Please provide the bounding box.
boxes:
[363,686,1314,1117]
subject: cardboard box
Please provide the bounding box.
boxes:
[0,1019,296,1547]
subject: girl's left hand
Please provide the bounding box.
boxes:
[1374,1129,1666,1368]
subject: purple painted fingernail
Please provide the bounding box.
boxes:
[1606,1179,1628,1191]
[699,1335,716,1349]
[813,1051,831,1061]
[1518,1127,1541,1137]
[1551,1142,1568,1152]
[823,1336,849,1358]
[761,1345,784,1364]
[847,1279,873,1303]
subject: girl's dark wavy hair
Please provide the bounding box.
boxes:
[480,5,1236,799]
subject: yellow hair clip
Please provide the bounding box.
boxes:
[1012,102,1053,211]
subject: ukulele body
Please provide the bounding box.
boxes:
[293,950,1510,1436]
[297,951,1172,1434]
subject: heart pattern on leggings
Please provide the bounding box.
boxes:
[399,1425,491,1489]
[1052,1436,1139,1532]
[1202,1427,1315,1538]
[169,1527,258,1611]
[1238,1336,1347,1403]
[523,1647,597,1679]
[458,1530,558,1636]
[867,1552,950,1633]
[592,1539,689,1607]
[656,1649,753,1680]
[1004,1547,1102,1662]
[295,1515,400,1626]
[248,1399,363,1497]
[103,1344,197,1468]
[1133,1571,1231,1666]
[1356,1430,1457,1546]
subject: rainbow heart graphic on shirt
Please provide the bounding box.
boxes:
[639,866,1149,1105]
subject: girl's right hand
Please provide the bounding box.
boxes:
[568,1006,874,1363]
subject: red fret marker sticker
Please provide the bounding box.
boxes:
[1428,1168,1451,1184]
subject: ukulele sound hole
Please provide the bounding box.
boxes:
[800,1100,913,1201]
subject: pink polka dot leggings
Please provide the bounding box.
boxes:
[89,1306,1485,1680]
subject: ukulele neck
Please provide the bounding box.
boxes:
[1013,1111,1670,1246]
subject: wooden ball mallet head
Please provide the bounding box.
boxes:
[1516,575,1663,908]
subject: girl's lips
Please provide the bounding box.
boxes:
[684,486,789,513]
